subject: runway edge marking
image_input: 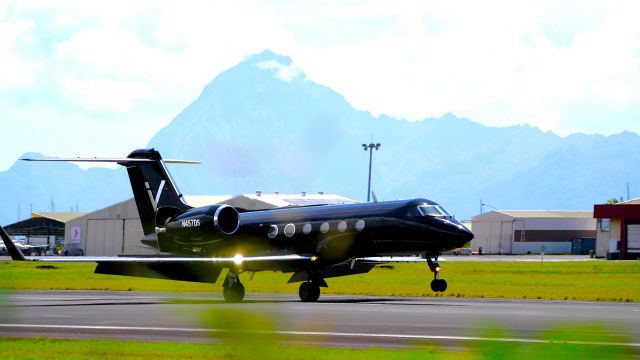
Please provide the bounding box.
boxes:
[0,324,638,348]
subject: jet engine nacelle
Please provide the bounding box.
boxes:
[164,204,240,236]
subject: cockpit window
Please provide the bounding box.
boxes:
[407,206,422,217]
[415,205,453,218]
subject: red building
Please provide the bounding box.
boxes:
[593,199,640,260]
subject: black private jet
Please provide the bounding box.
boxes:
[1,148,473,302]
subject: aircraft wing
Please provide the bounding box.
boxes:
[9,254,311,264]
[1,224,311,283]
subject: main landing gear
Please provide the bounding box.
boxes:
[299,281,321,302]
[296,272,327,302]
[222,271,245,302]
[427,255,447,292]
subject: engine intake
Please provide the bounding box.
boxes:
[213,205,240,234]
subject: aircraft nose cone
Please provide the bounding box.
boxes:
[450,222,474,246]
[460,226,474,242]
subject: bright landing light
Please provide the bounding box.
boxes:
[233,254,244,265]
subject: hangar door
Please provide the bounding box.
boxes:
[627,225,640,253]
[86,219,124,256]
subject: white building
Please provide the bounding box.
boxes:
[471,210,596,255]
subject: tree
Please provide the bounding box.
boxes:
[607,196,624,204]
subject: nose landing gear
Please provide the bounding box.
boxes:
[427,256,447,292]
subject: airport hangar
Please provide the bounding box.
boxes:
[470,210,597,255]
[3,212,86,248]
[63,192,357,256]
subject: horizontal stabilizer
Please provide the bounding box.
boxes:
[1,251,312,273]
[21,157,199,164]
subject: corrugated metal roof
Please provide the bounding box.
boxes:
[31,212,88,223]
[619,198,640,205]
[182,194,357,208]
[476,210,593,219]
[240,193,357,207]
[183,195,233,207]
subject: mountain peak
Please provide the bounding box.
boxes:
[249,50,303,83]
[244,50,293,66]
[20,152,45,159]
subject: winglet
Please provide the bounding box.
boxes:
[0,225,25,261]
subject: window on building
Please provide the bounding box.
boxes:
[600,218,610,232]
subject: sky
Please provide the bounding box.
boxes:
[0,0,639,171]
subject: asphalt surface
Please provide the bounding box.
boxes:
[0,290,638,350]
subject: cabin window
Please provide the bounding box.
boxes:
[303,223,312,235]
[284,223,296,237]
[267,225,278,238]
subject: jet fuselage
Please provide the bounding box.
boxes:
[158,198,473,265]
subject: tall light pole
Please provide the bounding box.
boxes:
[362,142,381,202]
[480,199,497,214]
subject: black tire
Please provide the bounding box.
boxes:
[223,282,245,302]
[430,279,439,292]
[430,279,448,292]
[438,279,447,292]
[299,281,321,302]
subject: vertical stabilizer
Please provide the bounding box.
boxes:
[121,149,192,235]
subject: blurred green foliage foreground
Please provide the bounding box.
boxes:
[0,307,636,359]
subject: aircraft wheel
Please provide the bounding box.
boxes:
[430,279,447,292]
[299,281,321,302]
[223,282,245,302]
[438,279,447,292]
[430,279,439,292]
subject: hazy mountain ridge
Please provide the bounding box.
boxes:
[1,50,638,225]
[0,153,130,225]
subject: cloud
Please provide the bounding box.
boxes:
[257,60,303,82]
[58,77,159,112]
[0,7,40,88]
[285,0,640,135]
[0,0,639,172]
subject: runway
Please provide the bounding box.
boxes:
[1,290,639,349]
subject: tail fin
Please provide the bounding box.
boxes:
[122,149,192,235]
[22,148,197,236]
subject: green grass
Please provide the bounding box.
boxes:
[1,261,639,302]
[0,336,633,360]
